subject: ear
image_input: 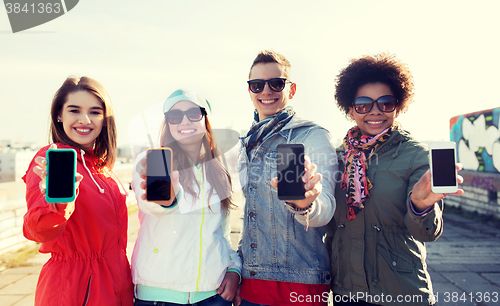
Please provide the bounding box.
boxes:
[288,83,297,99]
[348,107,355,121]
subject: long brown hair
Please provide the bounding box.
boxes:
[49,76,117,169]
[160,115,235,215]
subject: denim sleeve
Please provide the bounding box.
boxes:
[294,128,337,227]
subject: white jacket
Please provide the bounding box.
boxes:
[131,152,241,292]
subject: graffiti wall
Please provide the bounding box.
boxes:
[450,108,500,173]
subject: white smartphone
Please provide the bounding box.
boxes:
[429,141,458,193]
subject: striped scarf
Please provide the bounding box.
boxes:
[341,122,400,220]
[243,106,295,156]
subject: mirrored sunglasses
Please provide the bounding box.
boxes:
[247,78,291,93]
[353,95,398,114]
[165,107,206,125]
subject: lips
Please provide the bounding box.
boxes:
[260,99,276,105]
[74,127,92,135]
[179,129,196,134]
[366,120,385,125]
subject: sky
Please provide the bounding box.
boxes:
[1,0,499,150]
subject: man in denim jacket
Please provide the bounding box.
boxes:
[235,50,338,306]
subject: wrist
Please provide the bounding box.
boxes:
[284,201,313,215]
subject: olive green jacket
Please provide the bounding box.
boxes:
[326,129,442,306]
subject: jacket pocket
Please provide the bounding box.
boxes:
[264,151,277,187]
[82,275,92,306]
[378,243,415,273]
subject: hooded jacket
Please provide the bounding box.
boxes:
[237,116,337,284]
[131,152,242,299]
[23,143,134,306]
[326,129,442,306]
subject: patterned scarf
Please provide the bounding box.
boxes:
[341,122,400,220]
[243,106,295,156]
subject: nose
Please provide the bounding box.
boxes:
[369,101,383,114]
[261,82,273,95]
[78,113,91,125]
[180,113,191,125]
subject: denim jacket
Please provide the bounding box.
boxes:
[237,116,338,284]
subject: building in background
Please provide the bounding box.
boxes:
[447,108,500,216]
[0,148,36,183]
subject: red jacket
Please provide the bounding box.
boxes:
[23,144,134,305]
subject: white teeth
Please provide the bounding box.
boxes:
[368,121,383,124]
[261,100,275,104]
[76,128,90,132]
[180,130,195,134]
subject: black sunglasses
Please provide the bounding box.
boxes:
[165,107,206,125]
[247,78,291,93]
[353,95,398,114]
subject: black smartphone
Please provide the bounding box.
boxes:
[276,143,306,200]
[45,149,76,203]
[429,142,458,193]
[146,148,173,201]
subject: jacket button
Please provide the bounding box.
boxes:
[325,274,331,280]
[338,223,345,228]
[373,225,381,231]
[250,271,257,276]
[251,243,257,248]
[249,212,256,217]
[392,261,397,267]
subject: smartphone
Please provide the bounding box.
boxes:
[45,149,77,203]
[429,141,458,193]
[276,143,306,200]
[146,148,173,201]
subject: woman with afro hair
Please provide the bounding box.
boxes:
[326,53,463,306]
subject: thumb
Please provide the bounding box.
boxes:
[216,279,226,294]
[270,177,278,190]
[50,143,57,150]
[234,285,242,306]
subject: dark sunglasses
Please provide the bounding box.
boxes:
[165,107,206,125]
[247,78,291,93]
[353,95,398,114]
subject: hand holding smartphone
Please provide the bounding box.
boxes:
[146,148,173,201]
[45,149,77,203]
[276,144,306,200]
[429,141,458,193]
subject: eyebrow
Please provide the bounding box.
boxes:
[66,104,104,110]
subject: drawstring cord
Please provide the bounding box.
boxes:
[80,149,105,194]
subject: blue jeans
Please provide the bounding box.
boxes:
[134,294,232,306]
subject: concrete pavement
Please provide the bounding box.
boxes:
[1,208,500,305]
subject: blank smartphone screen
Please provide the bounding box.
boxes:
[47,151,75,198]
[277,144,306,200]
[147,150,171,201]
[431,149,457,186]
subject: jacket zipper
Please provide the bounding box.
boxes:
[82,276,92,306]
[195,164,205,292]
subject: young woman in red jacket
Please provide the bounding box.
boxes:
[23,76,134,305]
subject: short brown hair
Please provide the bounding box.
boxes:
[249,50,292,79]
[49,76,117,169]
[335,53,415,117]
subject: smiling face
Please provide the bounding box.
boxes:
[58,90,104,149]
[248,62,296,121]
[349,82,399,136]
[168,100,207,148]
